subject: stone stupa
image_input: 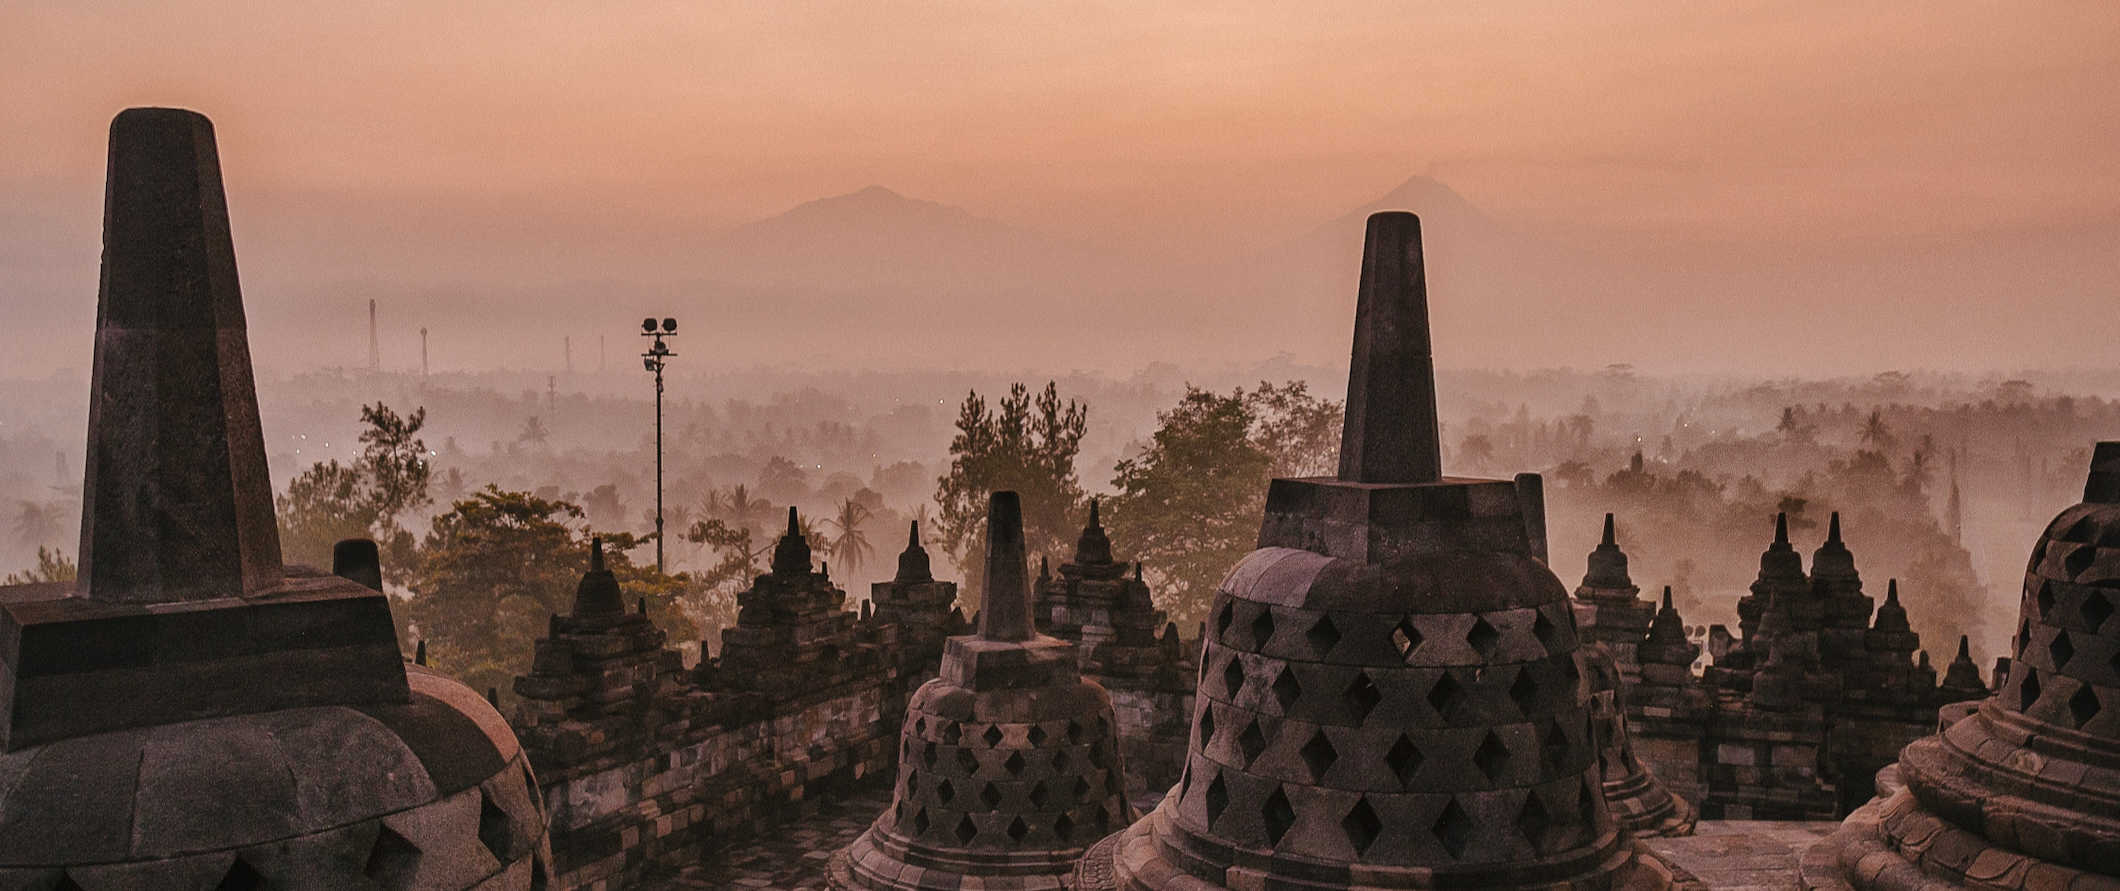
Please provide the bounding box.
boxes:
[1073,212,1670,889]
[830,490,1136,890]
[0,108,548,888]
[1802,442,2120,889]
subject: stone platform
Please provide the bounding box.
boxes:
[1642,821,1840,890]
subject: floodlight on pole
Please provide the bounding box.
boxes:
[640,317,678,573]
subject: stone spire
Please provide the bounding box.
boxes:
[77,107,282,602]
[1739,512,1810,648]
[1937,634,1987,700]
[1582,513,1635,590]
[772,506,812,575]
[1076,212,1664,890]
[570,537,625,617]
[1804,442,2120,888]
[1640,586,1697,668]
[1583,643,1696,838]
[1074,498,1114,565]
[1335,211,1442,484]
[979,491,1033,642]
[894,520,932,583]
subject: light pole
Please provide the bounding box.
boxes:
[640,317,677,573]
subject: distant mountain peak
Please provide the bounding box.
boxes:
[1360,174,1484,223]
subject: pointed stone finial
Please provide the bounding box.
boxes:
[78,108,283,602]
[1336,212,1442,484]
[771,506,812,575]
[1662,585,1674,610]
[1603,513,1617,546]
[1826,511,1843,544]
[822,561,830,579]
[414,639,427,666]
[1775,512,1789,544]
[978,491,1033,642]
[2085,442,2120,503]
[1039,555,1050,581]
[332,538,382,591]
[1074,498,1114,564]
[1885,579,1900,607]
[1133,561,1143,581]
[570,536,625,617]
[895,520,931,582]
[1956,634,1971,660]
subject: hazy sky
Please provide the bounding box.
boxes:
[3,2,2116,376]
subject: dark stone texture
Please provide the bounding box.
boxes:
[79,107,281,603]
[1336,212,1442,485]
[331,538,382,591]
[980,491,1033,642]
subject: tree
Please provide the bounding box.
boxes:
[276,403,431,570]
[403,487,697,703]
[1860,410,1896,451]
[825,497,875,573]
[3,546,77,585]
[705,483,773,536]
[517,416,550,446]
[1104,387,1272,627]
[1458,434,1495,470]
[933,382,1087,605]
[1246,381,1343,478]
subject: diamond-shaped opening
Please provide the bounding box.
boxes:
[1345,671,1381,723]
[937,778,956,804]
[1051,748,1071,772]
[2070,685,2101,728]
[1559,651,1581,684]
[1306,615,1341,655]
[921,744,938,769]
[478,792,513,863]
[913,807,931,834]
[1198,706,1216,745]
[364,824,422,889]
[983,724,1005,747]
[1386,734,1424,787]
[956,747,979,774]
[1509,668,1539,716]
[1205,773,1229,825]
[1004,751,1027,776]
[1473,731,1510,783]
[1427,672,1467,720]
[2051,631,2076,670]
[1089,740,1109,768]
[2020,668,2043,711]
[1073,776,1093,801]
[904,768,919,797]
[1007,816,1030,843]
[1517,791,1554,853]
[1029,781,1050,808]
[915,716,927,735]
[1252,608,1277,648]
[1216,600,1236,640]
[217,857,266,891]
[1299,729,1337,781]
[2065,543,2097,579]
[1054,812,1075,841]
[1542,718,1570,771]
[2018,618,2032,658]
[1097,803,1115,833]
[1262,785,1296,846]
[942,722,961,745]
[1067,719,1085,745]
[1467,616,1501,657]
[531,857,549,891]
[2037,580,2057,617]
[2085,591,2115,631]
[1224,657,1248,699]
[1578,776,1600,827]
[1237,719,1268,766]
[1392,617,1423,662]
[1028,724,1047,746]
[1342,797,1383,856]
[955,814,978,844]
[981,782,1003,809]
[1532,610,1562,653]
[1272,666,1302,711]
[1432,798,1474,859]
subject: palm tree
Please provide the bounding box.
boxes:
[825,498,874,573]
[706,484,773,537]
[1859,410,1894,451]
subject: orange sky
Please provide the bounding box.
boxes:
[2,2,2117,375]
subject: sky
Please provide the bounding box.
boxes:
[2,2,2116,377]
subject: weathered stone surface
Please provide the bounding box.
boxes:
[1802,442,2120,889]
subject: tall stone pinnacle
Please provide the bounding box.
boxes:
[772,505,812,575]
[1335,212,1442,484]
[1775,511,1790,544]
[1826,511,1842,544]
[571,536,625,617]
[894,520,931,583]
[1074,497,1114,564]
[77,107,282,602]
[978,491,1033,641]
[1603,512,1617,546]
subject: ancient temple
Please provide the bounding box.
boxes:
[711,507,886,698]
[1802,442,2120,889]
[870,521,963,682]
[0,108,548,887]
[830,491,1135,890]
[512,538,688,763]
[1074,212,1670,889]
[1037,500,1197,799]
[1580,511,1992,818]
